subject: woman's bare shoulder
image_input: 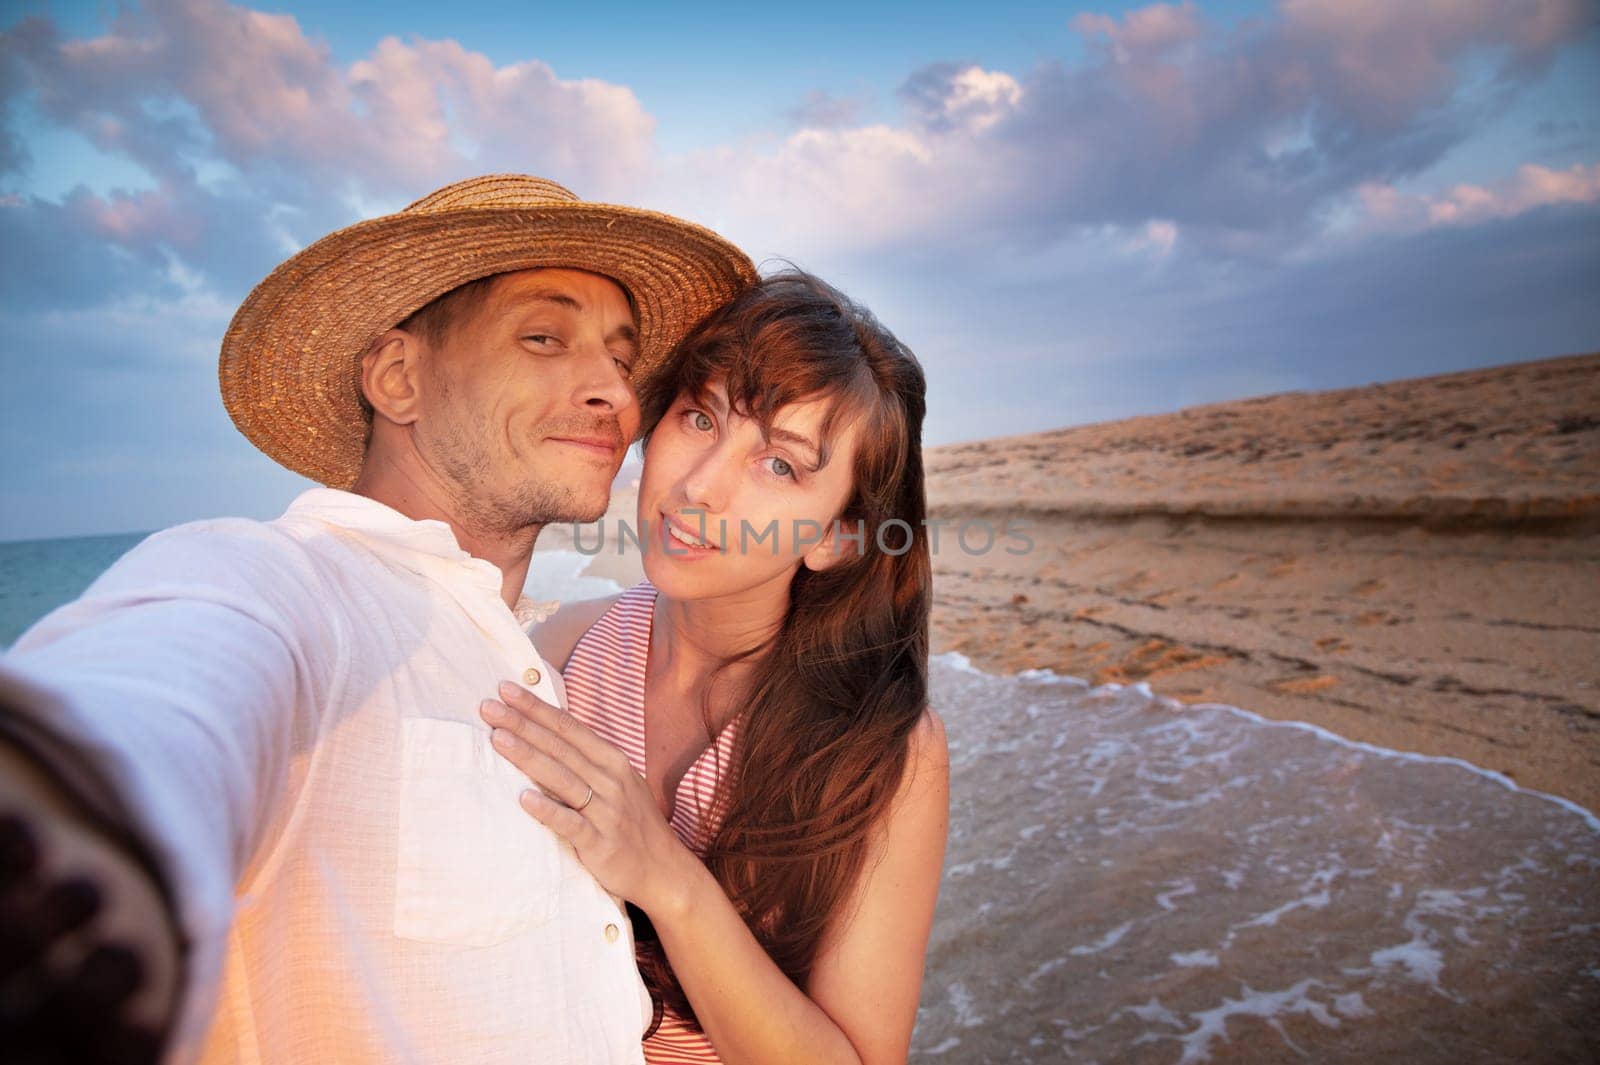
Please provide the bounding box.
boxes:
[906,707,950,779]
[530,594,624,672]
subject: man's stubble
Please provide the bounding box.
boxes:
[426,387,615,535]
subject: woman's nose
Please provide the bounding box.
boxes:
[680,445,733,514]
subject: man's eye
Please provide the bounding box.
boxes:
[523,334,556,345]
[691,411,714,432]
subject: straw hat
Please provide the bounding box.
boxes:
[220,174,756,488]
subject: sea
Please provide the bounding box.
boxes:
[3,534,1597,1062]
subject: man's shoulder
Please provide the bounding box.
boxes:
[133,513,309,562]
[9,511,344,658]
[90,514,324,601]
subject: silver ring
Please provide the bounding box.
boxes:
[575,784,594,812]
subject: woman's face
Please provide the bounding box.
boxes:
[637,379,861,604]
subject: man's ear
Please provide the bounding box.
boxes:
[802,518,864,573]
[361,328,424,427]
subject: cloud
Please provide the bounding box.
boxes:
[1358,161,1600,229]
[0,286,310,540]
[0,190,179,309]
[7,0,1593,296]
[2,0,1598,542]
[1073,1,1204,64]
[785,89,865,130]
[342,34,654,199]
[1269,0,1592,137]
[0,0,669,537]
[0,0,658,310]
[1127,218,1180,257]
[659,0,1596,265]
[899,62,1023,133]
[882,190,1600,449]
[3,0,654,197]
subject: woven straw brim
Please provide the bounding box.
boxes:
[220,203,756,488]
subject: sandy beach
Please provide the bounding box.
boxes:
[552,352,1600,812]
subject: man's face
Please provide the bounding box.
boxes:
[414,268,640,530]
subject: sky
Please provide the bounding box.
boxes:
[1,0,1598,540]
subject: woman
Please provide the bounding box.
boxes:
[479,271,948,1064]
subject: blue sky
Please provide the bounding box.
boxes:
[2,0,1598,539]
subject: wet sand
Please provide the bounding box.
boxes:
[548,352,1600,812]
[924,352,1600,813]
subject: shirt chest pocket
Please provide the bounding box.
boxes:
[393,718,562,946]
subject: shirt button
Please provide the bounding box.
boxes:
[522,667,542,687]
[604,923,620,944]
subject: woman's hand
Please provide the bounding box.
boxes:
[479,681,697,917]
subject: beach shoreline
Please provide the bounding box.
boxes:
[550,353,1600,812]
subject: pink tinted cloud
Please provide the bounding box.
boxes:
[1274,0,1593,133]
[664,0,1595,262]
[668,63,1025,258]
[10,0,654,200]
[1074,1,1203,64]
[6,0,1596,286]
[70,185,185,243]
[0,0,660,301]
[1359,162,1600,230]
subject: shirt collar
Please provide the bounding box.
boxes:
[282,488,503,590]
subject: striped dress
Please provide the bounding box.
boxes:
[561,581,737,1064]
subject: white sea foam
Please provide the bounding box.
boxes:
[1368,939,1446,988]
[1156,879,1198,912]
[913,653,1600,1062]
[1173,980,1340,1065]
[1235,889,1331,930]
[946,981,985,1028]
[1170,950,1220,968]
[932,651,1600,830]
[1122,997,1185,1028]
[1069,921,1135,956]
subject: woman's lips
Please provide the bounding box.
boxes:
[660,511,722,555]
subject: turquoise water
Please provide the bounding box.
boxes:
[0,532,150,647]
[0,532,611,648]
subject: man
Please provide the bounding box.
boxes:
[0,174,755,1063]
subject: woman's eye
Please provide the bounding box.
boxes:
[691,411,714,432]
[769,457,794,478]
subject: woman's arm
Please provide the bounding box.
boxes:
[481,684,949,1065]
[657,710,949,1065]
[799,710,949,1062]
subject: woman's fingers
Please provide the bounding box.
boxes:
[517,787,594,847]
[495,682,618,767]
[478,697,605,784]
[488,728,591,809]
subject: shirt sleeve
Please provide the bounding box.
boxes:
[0,518,343,1062]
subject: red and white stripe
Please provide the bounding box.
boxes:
[564,581,736,1064]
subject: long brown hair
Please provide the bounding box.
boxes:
[634,270,931,1025]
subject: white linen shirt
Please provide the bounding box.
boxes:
[3,488,652,1064]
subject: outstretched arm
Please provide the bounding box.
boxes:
[0,723,182,1063]
[1,523,335,1062]
[482,683,949,1065]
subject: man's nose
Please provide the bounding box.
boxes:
[573,342,637,416]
